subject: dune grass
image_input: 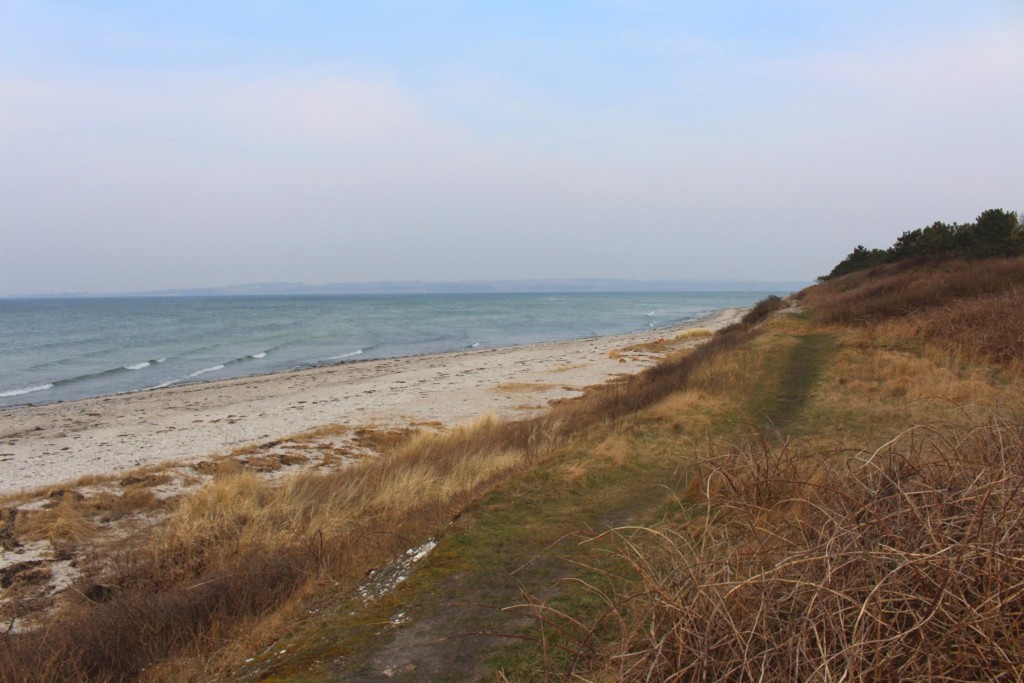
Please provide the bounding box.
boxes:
[0,302,778,681]
[0,414,538,680]
[500,258,1024,681]
[23,269,1024,681]
[493,382,557,393]
[806,255,1024,328]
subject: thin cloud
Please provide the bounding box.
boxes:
[1,13,1021,295]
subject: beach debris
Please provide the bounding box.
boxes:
[357,538,438,602]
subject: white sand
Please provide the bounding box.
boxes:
[0,308,744,495]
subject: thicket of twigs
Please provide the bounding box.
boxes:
[584,420,1024,681]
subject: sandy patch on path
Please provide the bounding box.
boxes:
[0,308,743,495]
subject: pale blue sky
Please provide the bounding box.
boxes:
[1,1,1022,295]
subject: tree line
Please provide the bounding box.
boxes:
[822,208,1024,281]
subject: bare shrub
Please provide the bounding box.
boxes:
[585,419,1024,681]
[740,295,787,326]
[0,549,306,682]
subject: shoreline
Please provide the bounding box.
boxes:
[0,307,745,495]
[0,313,712,411]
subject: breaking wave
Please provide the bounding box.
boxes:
[2,357,169,399]
[188,365,225,379]
[0,383,54,398]
[326,349,364,361]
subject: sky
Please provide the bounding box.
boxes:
[1,1,1022,296]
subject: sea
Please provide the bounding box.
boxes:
[0,292,779,408]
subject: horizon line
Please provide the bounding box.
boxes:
[3,276,811,299]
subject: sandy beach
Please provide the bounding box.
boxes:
[0,308,743,495]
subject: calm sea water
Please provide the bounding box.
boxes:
[0,292,777,408]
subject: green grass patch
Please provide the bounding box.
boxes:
[251,418,734,681]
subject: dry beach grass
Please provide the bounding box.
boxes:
[6,255,1024,680]
[530,257,1024,681]
[0,308,750,680]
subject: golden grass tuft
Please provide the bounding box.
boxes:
[0,460,187,510]
[610,329,712,358]
[292,423,350,442]
[16,500,100,544]
[351,426,417,453]
[89,487,160,518]
[648,389,727,436]
[673,327,713,340]
[593,435,632,465]
[493,382,556,393]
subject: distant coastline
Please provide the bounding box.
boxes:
[7,278,810,299]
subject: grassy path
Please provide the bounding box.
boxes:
[761,331,835,433]
[237,268,1024,682]
[246,314,834,681]
[247,423,694,681]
